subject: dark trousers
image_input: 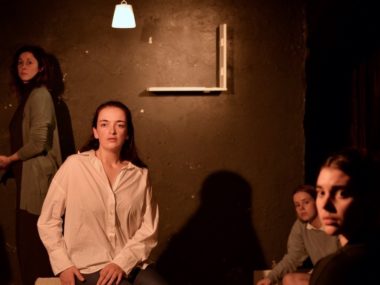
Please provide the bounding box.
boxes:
[75,265,168,285]
[17,210,53,285]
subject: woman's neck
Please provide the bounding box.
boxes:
[309,215,322,229]
[95,148,121,166]
[95,148,126,189]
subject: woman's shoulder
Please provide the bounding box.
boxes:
[291,218,305,230]
[68,150,95,159]
[62,150,94,165]
[57,151,96,176]
[126,160,148,173]
[27,86,53,105]
[317,244,371,271]
[29,86,50,97]
[311,244,375,285]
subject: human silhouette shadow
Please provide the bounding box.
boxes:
[46,53,76,160]
[0,226,12,284]
[156,170,265,285]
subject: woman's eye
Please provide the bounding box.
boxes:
[317,190,325,197]
[336,189,349,199]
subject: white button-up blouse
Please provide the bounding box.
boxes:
[37,150,159,276]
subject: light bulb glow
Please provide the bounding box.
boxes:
[112,3,136,28]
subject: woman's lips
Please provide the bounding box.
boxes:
[322,217,338,225]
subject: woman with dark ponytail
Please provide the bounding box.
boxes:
[38,101,167,285]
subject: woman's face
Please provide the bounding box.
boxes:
[293,191,317,223]
[93,106,128,153]
[17,52,41,83]
[316,167,355,236]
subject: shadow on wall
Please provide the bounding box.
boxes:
[0,226,12,284]
[156,170,265,285]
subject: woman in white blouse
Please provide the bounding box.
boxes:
[38,101,167,285]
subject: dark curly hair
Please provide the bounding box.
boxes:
[10,45,63,102]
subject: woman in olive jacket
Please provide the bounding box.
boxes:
[0,45,62,285]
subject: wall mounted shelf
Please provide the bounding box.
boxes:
[147,24,227,93]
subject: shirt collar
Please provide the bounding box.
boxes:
[306,222,324,231]
[80,149,136,170]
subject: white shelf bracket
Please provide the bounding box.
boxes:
[219,23,227,90]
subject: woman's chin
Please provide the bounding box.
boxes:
[323,225,340,236]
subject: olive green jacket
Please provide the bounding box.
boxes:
[18,86,62,215]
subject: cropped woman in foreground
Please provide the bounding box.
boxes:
[310,148,379,285]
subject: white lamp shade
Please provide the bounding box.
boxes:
[112,3,136,28]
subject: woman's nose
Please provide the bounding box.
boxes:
[322,196,336,213]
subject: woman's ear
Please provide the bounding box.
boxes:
[39,66,44,73]
[93,127,99,139]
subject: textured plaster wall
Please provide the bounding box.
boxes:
[0,0,305,283]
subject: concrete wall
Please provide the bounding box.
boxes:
[0,0,306,284]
